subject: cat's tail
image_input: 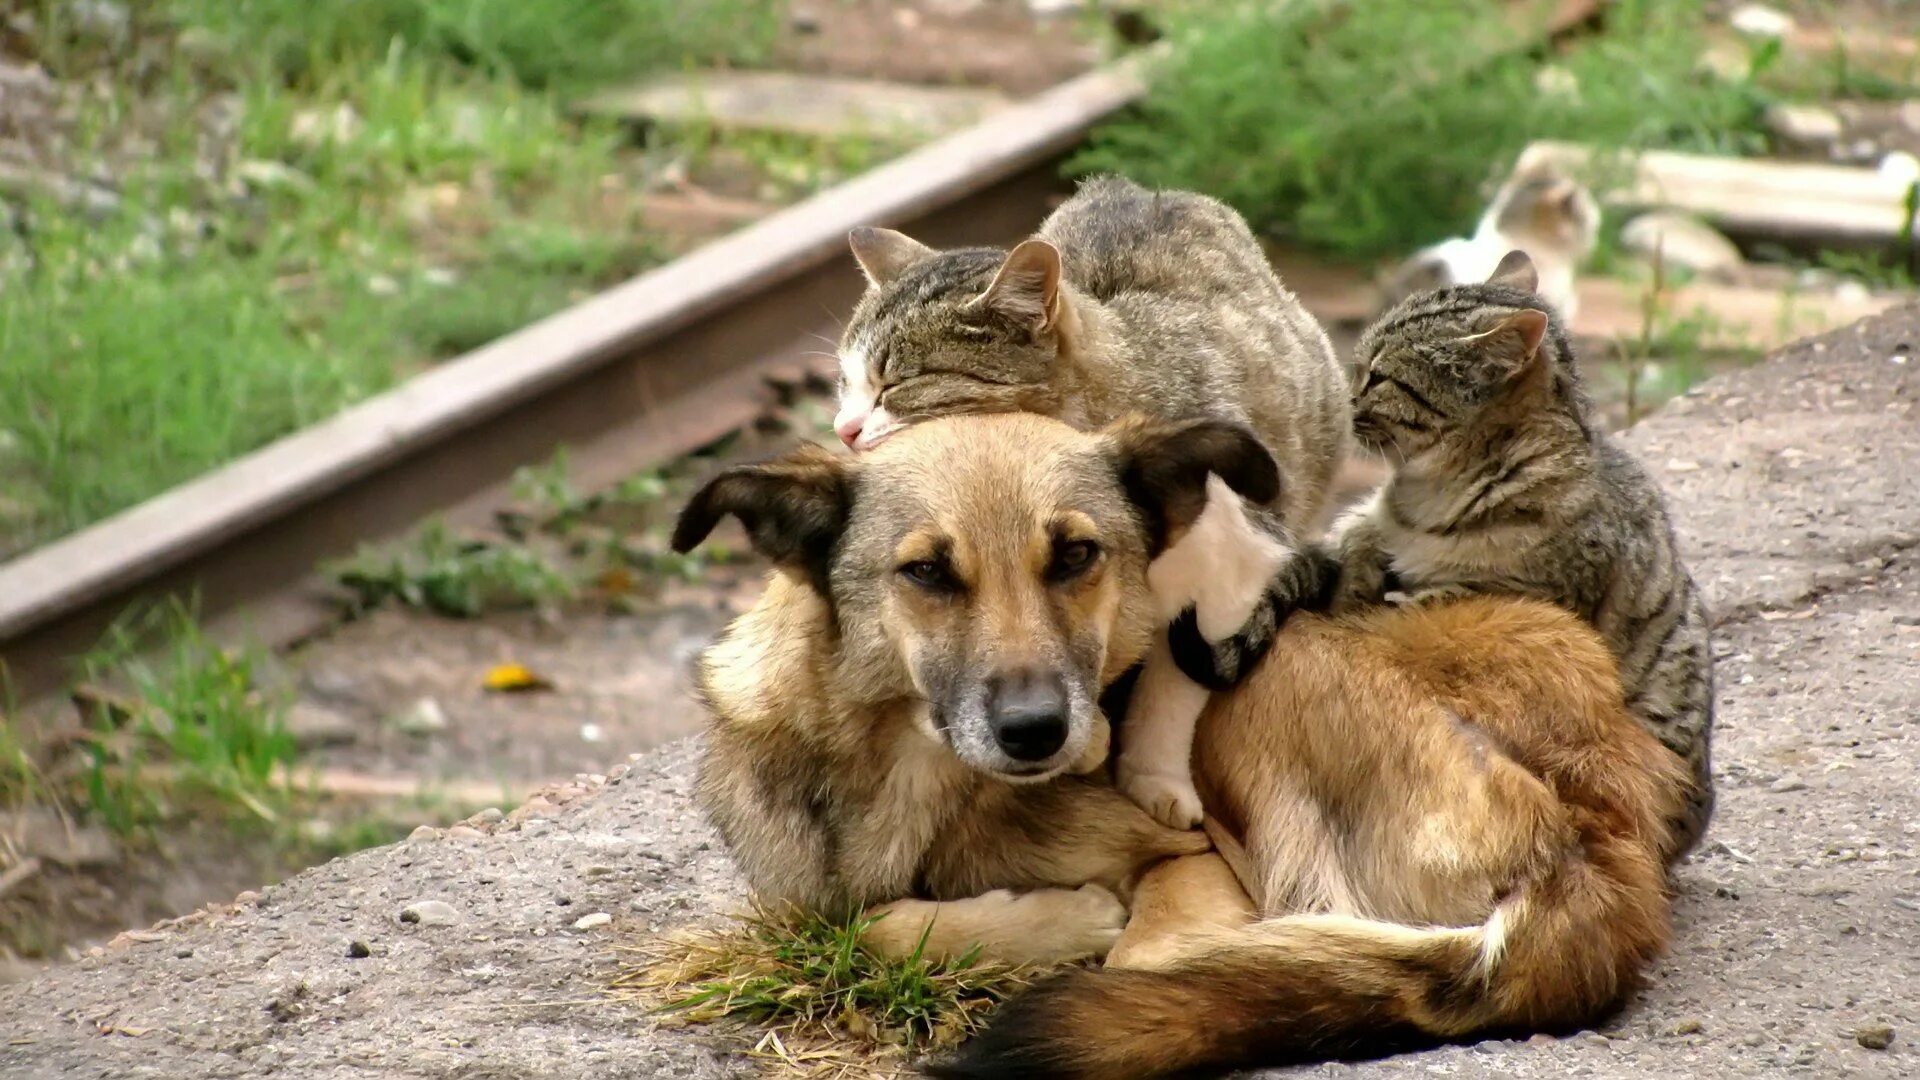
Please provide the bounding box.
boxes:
[927,825,1669,1080]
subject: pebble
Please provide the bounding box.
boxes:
[1765,103,1843,147]
[475,807,504,825]
[1669,1017,1704,1036]
[408,825,439,842]
[398,900,459,926]
[1620,212,1745,278]
[1856,1024,1895,1050]
[284,702,359,749]
[447,825,484,841]
[573,913,612,931]
[1729,3,1794,39]
[1527,1033,1557,1046]
[1769,778,1807,793]
[391,697,448,735]
[347,940,371,959]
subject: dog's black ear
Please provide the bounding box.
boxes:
[1104,417,1280,556]
[672,445,852,591]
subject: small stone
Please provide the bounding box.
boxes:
[475,807,504,825]
[573,913,612,931]
[399,900,459,926]
[1581,1032,1610,1047]
[1769,777,1807,793]
[1527,1033,1557,1046]
[237,160,316,194]
[234,891,261,907]
[391,697,448,735]
[347,940,371,959]
[174,948,193,960]
[1881,151,1920,187]
[407,825,439,842]
[1856,1024,1895,1051]
[1670,1017,1704,1036]
[1620,212,1745,278]
[284,702,358,749]
[1729,3,1794,39]
[447,825,483,840]
[1892,614,1920,627]
[1765,103,1843,146]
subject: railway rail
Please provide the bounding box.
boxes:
[0,62,1146,700]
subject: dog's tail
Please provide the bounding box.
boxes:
[928,825,1669,1080]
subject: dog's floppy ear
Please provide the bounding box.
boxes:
[672,445,852,592]
[1104,417,1280,556]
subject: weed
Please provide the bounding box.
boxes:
[166,0,782,92]
[1077,0,1770,258]
[613,905,1041,1075]
[1605,252,1761,427]
[0,0,769,553]
[330,520,576,618]
[70,600,297,832]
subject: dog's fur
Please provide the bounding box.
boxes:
[675,413,1686,1078]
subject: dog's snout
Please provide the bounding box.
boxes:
[987,670,1069,762]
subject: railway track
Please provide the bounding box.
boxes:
[0,62,1145,700]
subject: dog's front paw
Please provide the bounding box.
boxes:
[1042,885,1129,962]
[1118,763,1204,830]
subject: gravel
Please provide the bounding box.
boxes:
[2,306,1918,1078]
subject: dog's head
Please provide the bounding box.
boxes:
[673,413,1277,781]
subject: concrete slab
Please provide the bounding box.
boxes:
[2,306,1918,1079]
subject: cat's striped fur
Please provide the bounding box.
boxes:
[1174,252,1714,860]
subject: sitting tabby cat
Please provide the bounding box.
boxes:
[832,175,1351,828]
[1171,251,1714,859]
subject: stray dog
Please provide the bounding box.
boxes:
[673,413,1686,1079]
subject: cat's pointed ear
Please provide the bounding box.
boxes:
[1475,308,1552,384]
[969,239,1062,332]
[673,445,851,593]
[1103,416,1280,556]
[1487,250,1539,292]
[849,227,935,288]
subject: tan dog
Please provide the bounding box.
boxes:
[672,413,1685,1078]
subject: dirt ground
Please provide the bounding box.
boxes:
[1,304,1915,1078]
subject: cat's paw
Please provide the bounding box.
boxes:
[1118,763,1205,831]
[1394,584,1473,608]
[1042,885,1130,962]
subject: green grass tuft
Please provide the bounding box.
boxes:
[1076,0,1771,259]
[612,905,1042,1075]
[329,520,578,619]
[70,600,298,833]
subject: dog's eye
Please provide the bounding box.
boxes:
[898,559,960,592]
[1048,540,1100,582]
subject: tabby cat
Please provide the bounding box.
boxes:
[1174,251,1714,859]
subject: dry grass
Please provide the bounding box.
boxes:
[609,904,1049,1078]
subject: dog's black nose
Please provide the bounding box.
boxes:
[987,671,1069,762]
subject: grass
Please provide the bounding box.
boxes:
[0,0,777,557]
[1603,252,1764,428]
[67,601,298,834]
[329,450,740,618]
[330,520,578,619]
[1077,0,1771,260]
[612,905,1041,1076]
